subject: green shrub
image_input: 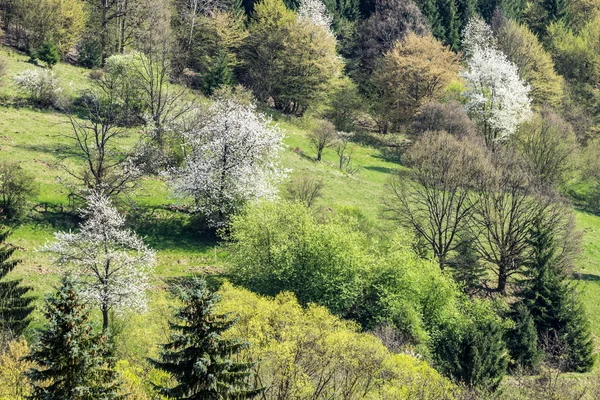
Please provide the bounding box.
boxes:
[35,41,60,68]
[431,299,508,390]
[0,161,39,223]
[227,200,368,315]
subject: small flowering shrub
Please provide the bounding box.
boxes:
[13,68,63,108]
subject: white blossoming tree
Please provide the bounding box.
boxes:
[461,15,496,58]
[170,99,286,227]
[461,44,531,147]
[44,193,156,331]
[297,0,332,32]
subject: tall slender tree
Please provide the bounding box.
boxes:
[26,275,124,399]
[151,278,261,399]
[0,227,33,337]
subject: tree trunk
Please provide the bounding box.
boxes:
[102,304,109,331]
[497,263,508,294]
[101,0,109,65]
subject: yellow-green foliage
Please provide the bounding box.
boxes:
[217,282,458,400]
[115,360,172,400]
[494,17,564,106]
[0,339,32,400]
[11,0,86,55]
[244,0,342,114]
[373,32,460,127]
[548,17,600,104]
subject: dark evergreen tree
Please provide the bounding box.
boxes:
[26,275,125,400]
[517,223,595,372]
[417,0,472,50]
[204,51,234,96]
[35,41,60,69]
[506,303,542,371]
[432,299,508,390]
[0,227,34,337]
[151,278,261,400]
[449,239,486,296]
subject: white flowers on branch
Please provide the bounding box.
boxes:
[169,99,286,227]
[460,23,531,148]
[461,15,496,58]
[297,0,333,32]
[460,17,531,147]
[44,193,156,330]
[13,68,63,107]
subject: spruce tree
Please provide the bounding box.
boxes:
[151,278,261,400]
[506,303,542,371]
[449,239,486,296]
[0,227,34,337]
[517,223,595,372]
[26,275,125,400]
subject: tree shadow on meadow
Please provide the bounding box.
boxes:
[126,205,218,254]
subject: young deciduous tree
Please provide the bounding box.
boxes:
[151,278,261,399]
[285,175,324,208]
[169,99,285,227]
[491,12,564,107]
[469,149,561,293]
[411,101,477,137]
[461,41,531,147]
[26,275,124,399]
[0,228,33,337]
[243,0,342,115]
[514,108,577,188]
[308,120,337,162]
[44,193,155,331]
[383,131,488,269]
[373,33,459,129]
[62,88,142,199]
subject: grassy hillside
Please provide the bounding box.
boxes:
[2,47,600,369]
[0,48,401,292]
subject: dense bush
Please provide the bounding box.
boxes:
[217,282,458,399]
[228,201,369,314]
[0,162,39,222]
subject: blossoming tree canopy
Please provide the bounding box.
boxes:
[169,98,286,227]
[44,193,156,330]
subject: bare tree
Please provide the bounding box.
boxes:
[61,91,141,200]
[469,147,564,293]
[335,131,353,170]
[285,175,324,208]
[514,107,578,188]
[383,131,488,269]
[308,120,337,162]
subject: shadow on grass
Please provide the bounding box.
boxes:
[165,274,228,294]
[28,204,80,231]
[14,142,69,155]
[362,165,397,174]
[127,205,218,253]
[574,272,600,283]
